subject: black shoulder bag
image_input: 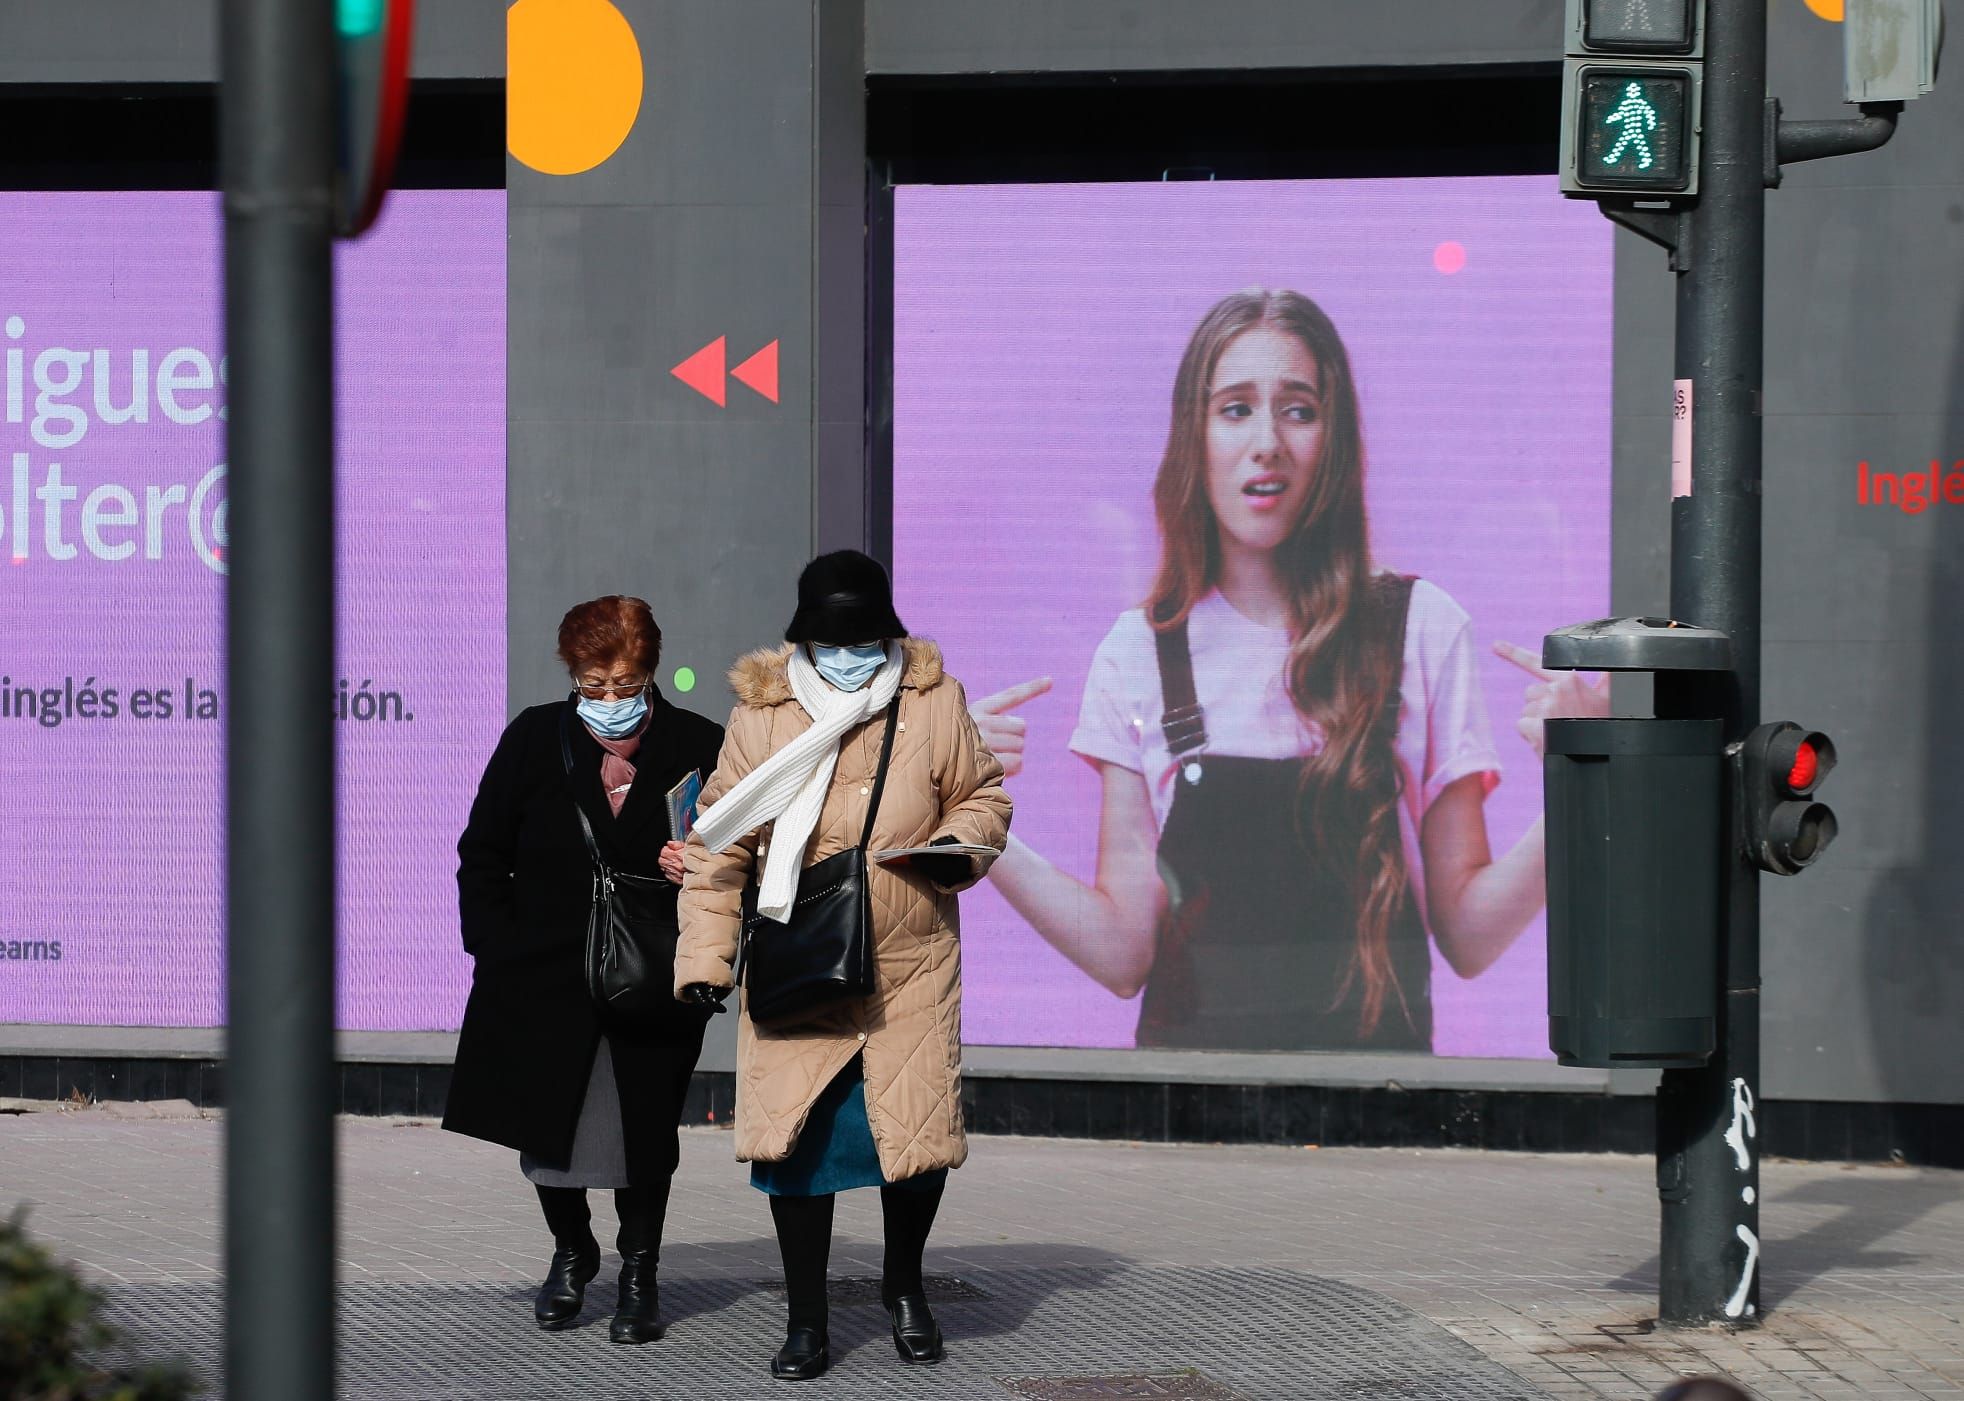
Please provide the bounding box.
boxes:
[735,698,900,1025]
[560,709,677,1020]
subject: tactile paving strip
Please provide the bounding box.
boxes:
[100,1266,1547,1400]
[995,1372,1250,1399]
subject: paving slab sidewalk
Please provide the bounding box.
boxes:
[2,1103,1958,1399]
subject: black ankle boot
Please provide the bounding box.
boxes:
[770,1323,830,1380]
[533,1236,600,1330]
[886,1292,944,1364]
[608,1251,662,1344]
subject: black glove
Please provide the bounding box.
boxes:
[908,836,974,888]
[679,982,731,1013]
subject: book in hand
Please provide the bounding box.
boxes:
[665,769,703,842]
[871,842,997,866]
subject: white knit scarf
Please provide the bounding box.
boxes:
[692,642,904,923]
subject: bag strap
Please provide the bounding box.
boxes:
[1153,613,1208,760]
[856,697,902,852]
[558,704,609,875]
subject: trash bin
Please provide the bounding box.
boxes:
[1539,618,1731,1070]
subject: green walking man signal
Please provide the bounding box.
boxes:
[1603,82,1661,168]
[1560,0,1704,198]
[1568,65,1697,192]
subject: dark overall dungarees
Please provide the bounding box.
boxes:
[1133,575,1434,1053]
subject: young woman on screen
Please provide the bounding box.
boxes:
[977,287,1605,1052]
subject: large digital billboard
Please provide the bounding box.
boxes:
[0,190,506,1031]
[893,177,1614,1058]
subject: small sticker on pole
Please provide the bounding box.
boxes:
[1672,378,1693,498]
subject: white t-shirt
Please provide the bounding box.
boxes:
[1069,581,1502,933]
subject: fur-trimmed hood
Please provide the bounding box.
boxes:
[727,638,945,708]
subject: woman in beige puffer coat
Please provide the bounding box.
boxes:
[676,549,1010,1382]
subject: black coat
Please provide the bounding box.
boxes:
[442,689,724,1182]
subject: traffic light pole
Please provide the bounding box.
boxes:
[1652,0,1768,1327]
[1642,0,1898,1327]
[220,0,339,1395]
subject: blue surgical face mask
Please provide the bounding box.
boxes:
[576,691,648,739]
[810,642,888,692]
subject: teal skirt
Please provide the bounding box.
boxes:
[751,1056,947,1198]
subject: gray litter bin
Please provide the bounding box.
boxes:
[1539,618,1732,1070]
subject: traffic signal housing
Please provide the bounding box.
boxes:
[1736,722,1839,875]
[334,0,414,237]
[1573,0,1701,54]
[1561,0,1705,198]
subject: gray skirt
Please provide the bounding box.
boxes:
[520,1036,631,1190]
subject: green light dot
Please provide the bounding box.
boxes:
[336,0,386,37]
[674,666,697,694]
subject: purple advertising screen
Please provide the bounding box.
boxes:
[0,191,505,1031]
[892,178,1613,1059]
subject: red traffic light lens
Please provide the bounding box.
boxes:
[1788,741,1819,792]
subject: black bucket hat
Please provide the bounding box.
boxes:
[784,550,908,645]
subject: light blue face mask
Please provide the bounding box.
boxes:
[810,642,888,692]
[576,691,649,739]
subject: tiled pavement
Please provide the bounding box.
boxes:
[2,1100,1960,1399]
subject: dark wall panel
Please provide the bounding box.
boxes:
[866,0,1563,74]
[504,0,860,724]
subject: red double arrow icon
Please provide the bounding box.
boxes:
[671,337,779,407]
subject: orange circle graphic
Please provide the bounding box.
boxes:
[508,0,645,176]
[1802,0,1845,21]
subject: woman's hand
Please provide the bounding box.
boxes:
[1494,640,1610,758]
[678,982,730,1013]
[907,836,974,887]
[969,677,1053,777]
[659,840,687,884]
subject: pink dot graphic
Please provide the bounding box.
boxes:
[1433,241,1467,275]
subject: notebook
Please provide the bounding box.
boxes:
[665,769,703,842]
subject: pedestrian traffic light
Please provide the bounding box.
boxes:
[1736,722,1839,876]
[1561,0,1705,198]
[334,0,414,237]
[1574,0,1701,54]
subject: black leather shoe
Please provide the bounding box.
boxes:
[533,1237,600,1330]
[770,1325,831,1380]
[608,1251,662,1344]
[887,1293,944,1364]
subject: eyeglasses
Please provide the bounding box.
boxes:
[574,678,651,700]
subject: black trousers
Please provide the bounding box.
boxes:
[768,1180,946,1330]
[536,1180,671,1257]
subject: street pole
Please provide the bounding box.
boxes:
[1569,0,1905,1328]
[1654,0,1767,1328]
[1647,0,1904,1324]
[219,0,339,1394]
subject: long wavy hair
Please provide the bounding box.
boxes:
[1143,288,1414,1039]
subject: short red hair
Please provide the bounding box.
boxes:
[556,596,662,678]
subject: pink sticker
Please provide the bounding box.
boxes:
[1672,379,1693,498]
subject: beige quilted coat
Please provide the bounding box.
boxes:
[675,639,1011,1182]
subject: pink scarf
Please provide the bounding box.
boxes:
[590,723,644,817]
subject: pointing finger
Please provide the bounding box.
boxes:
[1493,640,1558,682]
[975,677,1054,716]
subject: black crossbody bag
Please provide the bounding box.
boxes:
[734,698,900,1025]
[560,709,676,1020]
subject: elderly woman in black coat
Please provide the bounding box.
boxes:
[444,596,723,1343]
